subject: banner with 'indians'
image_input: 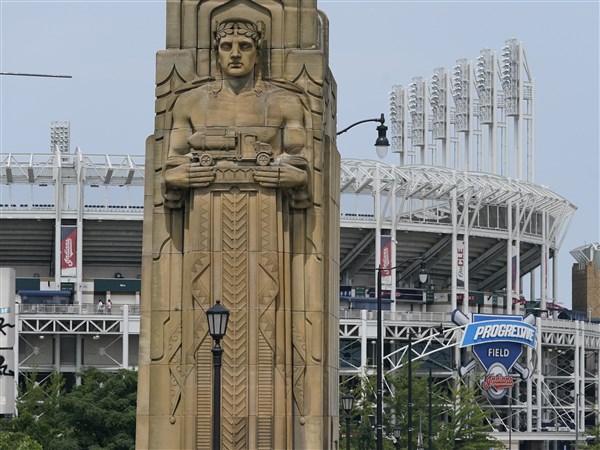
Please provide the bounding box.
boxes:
[61,226,77,277]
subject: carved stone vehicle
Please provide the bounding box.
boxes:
[190,129,273,167]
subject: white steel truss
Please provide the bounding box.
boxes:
[16,306,139,376]
[339,312,600,443]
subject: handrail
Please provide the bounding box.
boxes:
[17,303,140,316]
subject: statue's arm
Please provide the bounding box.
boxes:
[254,94,311,208]
[163,94,215,208]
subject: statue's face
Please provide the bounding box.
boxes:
[218,32,257,78]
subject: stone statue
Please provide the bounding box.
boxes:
[162,19,311,210]
[136,2,339,449]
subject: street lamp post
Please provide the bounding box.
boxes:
[206,300,230,450]
[342,393,354,450]
[337,113,389,450]
[508,391,512,450]
[376,268,385,450]
[408,333,413,450]
[376,262,427,450]
[428,367,432,450]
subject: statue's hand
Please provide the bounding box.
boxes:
[164,161,192,190]
[188,163,216,188]
[164,160,215,189]
[254,163,307,189]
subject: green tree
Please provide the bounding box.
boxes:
[56,368,137,450]
[583,420,600,449]
[0,371,76,449]
[0,368,137,450]
[436,382,505,450]
[0,431,43,450]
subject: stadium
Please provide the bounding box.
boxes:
[0,39,595,449]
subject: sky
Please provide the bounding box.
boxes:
[0,0,598,306]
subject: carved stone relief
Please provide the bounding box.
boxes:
[136,2,339,448]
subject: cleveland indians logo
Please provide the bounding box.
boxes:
[452,310,537,399]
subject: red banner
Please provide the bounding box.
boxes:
[380,236,392,276]
[456,238,465,288]
[61,226,77,276]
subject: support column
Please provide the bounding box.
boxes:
[451,186,458,312]
[526,345,533,432]
[514,204,521,315]
[574,320,580,439]
[390,178,397,314]
[76,150,84,309]
[530,269,536,310]
[535,317,543,431]
[76,334,82,386]
[123,305,130,369]
[54,334,61,372]
[552,253,558,305]
[54,168,62,287]
[578,320,585,438]
[506,200,513,315]
[462,231,469,315]
[540,212,547,312]
[360,309,368,379]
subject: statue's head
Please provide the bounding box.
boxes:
[214,20,262,79]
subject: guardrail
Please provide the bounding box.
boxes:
[339,309,450,323]
[18,304,140,316]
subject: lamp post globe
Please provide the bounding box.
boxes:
[206,299,230,340]
[342,393,354,414]
[374,113,390,158]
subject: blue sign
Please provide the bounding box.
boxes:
[452,310,537,400]
[468,315,535,374]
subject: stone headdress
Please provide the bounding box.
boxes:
[214,19,263,50]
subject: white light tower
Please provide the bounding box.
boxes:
[474,49,497,173]
[408,77,427,164]
[499,38,535,182]
[429,67,450,166]
[389,85,407,164]
[451,59,472,171]
[501,39,520,117]
[50,121,70,154]
[475,49,496,124]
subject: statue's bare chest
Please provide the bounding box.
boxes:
[190,91,280,130]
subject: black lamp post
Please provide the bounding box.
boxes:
[337,113,391,450]
[206,299,230,450]
[408,332,413,450]
[508,391,512,450]
[428,367,433,450]
[393,427,401,450]
[336,113,390,157]
[376,261,427,450]
[342,393,354,450]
